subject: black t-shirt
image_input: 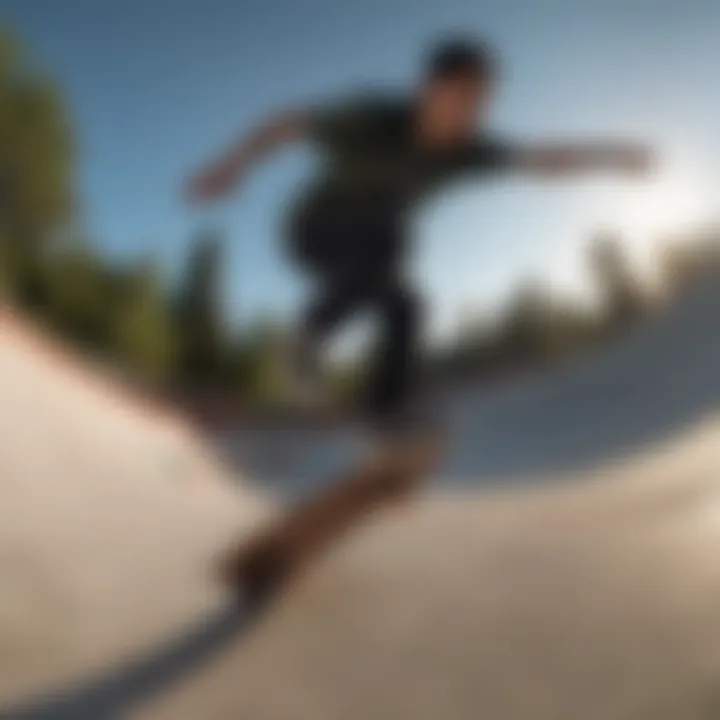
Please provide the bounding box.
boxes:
[302,93,519,213]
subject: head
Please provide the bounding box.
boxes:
[418,37,498,144]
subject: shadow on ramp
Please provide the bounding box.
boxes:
[2,604,252,720]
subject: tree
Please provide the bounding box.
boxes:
[658,227,720,297]
[225,318,287,404]
[589,232,645,331]
[499,280,554,366]
[0,227,13,300]
[0,29,74,304]
[174,229,226,387]
[538,300,601,360]
[43,242,113,347]
[111,259,177,381]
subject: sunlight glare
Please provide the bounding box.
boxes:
[611,172,711,250]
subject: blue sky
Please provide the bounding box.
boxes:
[3,0,719,339]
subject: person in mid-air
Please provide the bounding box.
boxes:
[187,37,653,437]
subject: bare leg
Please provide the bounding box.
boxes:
[220,434,444,608]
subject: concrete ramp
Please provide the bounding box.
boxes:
[2,278,720,719]
[0,311,267,706]
[445,278,720,482]
[140,427,720,720]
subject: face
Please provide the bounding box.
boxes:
[419,75,492,145]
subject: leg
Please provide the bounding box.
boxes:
[363,282,423,428]
[303,274,369,340]
[288,272,374,399]
[221,428,444,609]
[291,250,399,401]
[222,278,440,608]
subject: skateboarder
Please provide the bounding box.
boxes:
[186,36,652,436]
[186,37,654,604]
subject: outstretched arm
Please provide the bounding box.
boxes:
[185,109,310,204]
[516,141,654,177]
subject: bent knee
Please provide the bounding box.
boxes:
[385,287,423,328]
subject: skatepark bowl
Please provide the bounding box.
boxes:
[219,279,720,497]
[1,276,720,720]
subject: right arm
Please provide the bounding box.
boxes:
[185,108,311,204]
[459,137,654,179]
[514,141,654,177]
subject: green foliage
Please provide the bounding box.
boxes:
[225,319,286,404]
[0,231,14,300]
[0,28,73,245]
[174,230,226,386]
[659,227,720,296]
[111,260,177,381]
[1,27,74,316]
[539,303,602,360]
[589,233,645,331]
[43,244,112,346]
[329,357,366,405]
[434,280,608,384]
[498,280,553,365]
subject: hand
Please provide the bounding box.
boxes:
[184,158,242,205]
[617,146,655,176]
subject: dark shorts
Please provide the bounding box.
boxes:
[286,193,407,279]
[286,193,423,426]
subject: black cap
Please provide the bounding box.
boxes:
[425,37,497,82]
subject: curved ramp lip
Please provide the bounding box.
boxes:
[0,307,195,444]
